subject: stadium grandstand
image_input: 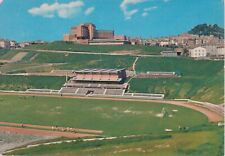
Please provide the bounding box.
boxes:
[22,68,164,99]
[50,68,164,99]
[60,68,128,96]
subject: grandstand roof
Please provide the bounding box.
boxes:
[75,68,125,74]
[73,77,122,82]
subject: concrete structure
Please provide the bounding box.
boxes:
[189,47,207,58]
[89,39,130,45]
[60,68,128,96]
[74,68,127,83]
[59,68,164,99]
[161,51,178,57]
[64,23,129,45]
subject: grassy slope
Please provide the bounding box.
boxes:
[25,41,167,55]
[0,75,65,91]
[28,52,135,70]
[130,57,224,104]
[0,52,135,73]
[8,127,223,156]
[0,95,208,136]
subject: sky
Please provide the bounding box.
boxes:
[0,0,224,42]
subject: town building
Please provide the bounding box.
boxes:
[189,47,207,58]
[0,39,10,49]
[64,23,129,45]
[205,45,225,59]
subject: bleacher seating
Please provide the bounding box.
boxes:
[76,88,89,95]
[60,87,78,94]
[105,89,124,96]
[64,82,127,89]
[93,89,105,95]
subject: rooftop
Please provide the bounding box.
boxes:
[75,68,125,73]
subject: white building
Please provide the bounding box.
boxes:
[10,41,17,48]
[189,47,207,58]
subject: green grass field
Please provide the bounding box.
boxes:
[0,75,65,91]
[24,41,168,55]
[1,95,222,156]
[0,95,208,136]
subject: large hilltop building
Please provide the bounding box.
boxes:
[64,23,130,45]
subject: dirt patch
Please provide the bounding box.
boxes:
[0,131,54,154]
[0,126,97,138]
[9,52,28,63]
[0,122,103,134]
[111,50,140,55]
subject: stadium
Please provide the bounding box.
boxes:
[59,68,164,99]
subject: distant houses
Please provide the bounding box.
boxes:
[0,39,48,49]
[204,45,225,59]
[0,39,10,49]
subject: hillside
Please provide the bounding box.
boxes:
[0,49,223,104]
[188,24,224,38]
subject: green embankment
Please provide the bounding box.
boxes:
[0,75,65,91]
[8,128,223,156]
[129,57,224,104]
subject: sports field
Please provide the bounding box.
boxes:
[1,95,222,156]
[0,95,208,136]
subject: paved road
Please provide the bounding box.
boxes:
[23,49,163,57]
